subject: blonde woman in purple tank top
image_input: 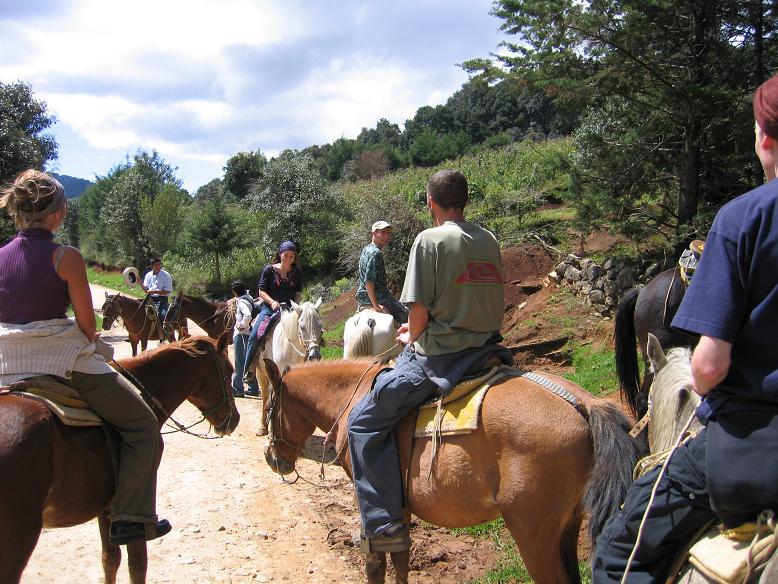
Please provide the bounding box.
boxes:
[0,170,171,545]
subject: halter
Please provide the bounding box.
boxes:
[266,361,378,484]
[111,341,235,439]
[103,294,157,334]
[280,305,322,361]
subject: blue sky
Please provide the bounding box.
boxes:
[0,0,505,192]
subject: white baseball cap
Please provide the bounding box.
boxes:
[371,220,392,232]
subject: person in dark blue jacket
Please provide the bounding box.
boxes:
[593,75,778,583]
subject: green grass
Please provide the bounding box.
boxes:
[86,267,145,298]
[458,519,592,583]
[563,342,619,396]
[321,316,346,360]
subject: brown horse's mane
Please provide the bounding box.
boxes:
[183,294,227,310]
[121,336,216,366]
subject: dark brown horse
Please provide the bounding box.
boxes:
[614,267,696,418]
[163,292,234,342]
[0,336,240,584]
[262,359,641,584]
[100,293,173,356]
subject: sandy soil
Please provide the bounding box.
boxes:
[20,285,496,584]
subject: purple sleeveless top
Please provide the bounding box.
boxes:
[0,229,70,324]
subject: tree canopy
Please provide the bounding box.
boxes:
[466,0,778,247]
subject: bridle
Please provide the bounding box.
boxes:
[112,342,235,439]
[266,361,377,484]
[265,365,302,483]
[103,294,157,332]
[282,305,322,361]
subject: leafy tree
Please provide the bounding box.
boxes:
[193,178,224,205]
[80,150,181,266]
[246,151,341,268]
[59,198,80,247]
[222,151,267,202]
[341,150,391,181]
[140,183,191,256]
[0,81,57,182]
[188,195,239,284]
[408,129,470,166]
[467,0,778,247]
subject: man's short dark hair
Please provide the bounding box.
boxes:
[231,280,246,296]
[150,258,162,265]
[427,169,468,210]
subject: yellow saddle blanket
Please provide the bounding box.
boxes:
[7,377,102,427]
[414,366,504,438]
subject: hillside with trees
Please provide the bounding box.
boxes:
[3,1,777,298]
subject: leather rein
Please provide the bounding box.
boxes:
[111,341,235,439]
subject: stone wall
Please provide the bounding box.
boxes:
[549,254,663,316]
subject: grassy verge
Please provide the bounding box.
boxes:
[321,318,345,360]
[87,267,145,299]
[563,341,619,396]
[453,519,592,583]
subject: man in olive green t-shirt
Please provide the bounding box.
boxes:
[347,169,509,554]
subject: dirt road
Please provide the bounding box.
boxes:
[20,286,494,583]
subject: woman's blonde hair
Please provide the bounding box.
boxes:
[0,169,66,229]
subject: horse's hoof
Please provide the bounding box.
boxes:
[256,427,268,437]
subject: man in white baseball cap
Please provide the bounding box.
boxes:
[356,220,408,322]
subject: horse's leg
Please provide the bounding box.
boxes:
[501,507,582,584]
[389,550,409,584]
[257,360,269,435]
[0,511,42,584]
[126,540,148,584]
[98,511,122,584]
[365,551,387,584]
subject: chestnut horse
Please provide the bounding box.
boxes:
[262,359,641,584]
[163,292,234,342]
[614,268,696,418]
[100,293,174,356]
[0,336,240,584]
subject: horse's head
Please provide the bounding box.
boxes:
[100,293,122,330]
[178,335,240,436]
[645,333,702,452]
[262,358,316,476]
[290,298,323,362]
[163,292,184,338]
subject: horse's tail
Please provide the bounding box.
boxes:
[583,401,642,546]
[614,287,641,417]
[345,317,375,359]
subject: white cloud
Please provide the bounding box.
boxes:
[1,0,503,190]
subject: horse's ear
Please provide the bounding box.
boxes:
[105,291,109,299]
[264,358,282,388]
[646,333,667,373]
[290,300,302,314]
[313,297,323,311]
[216,329,231,353]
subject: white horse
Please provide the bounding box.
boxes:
[643,334,777,583]
[645,332,702,453]
[256,299,323,433]
[342,309,400,360]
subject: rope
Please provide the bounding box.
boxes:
[318,362,378,479]
[621,409,698,584]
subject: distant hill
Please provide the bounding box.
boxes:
[51,172,93,198]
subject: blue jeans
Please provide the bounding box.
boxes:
[347,346,437,537]
[243,304,275,373]
[232,333,259,394]
[381,296,408,324]
[592,429,717,583]
[150,295,169,321]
